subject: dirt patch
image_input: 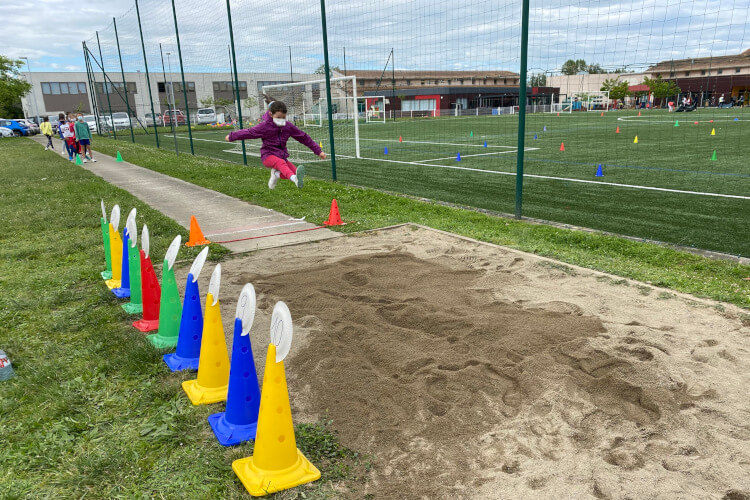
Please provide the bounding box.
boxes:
[196,225,750,499]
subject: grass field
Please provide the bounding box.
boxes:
[109,107,750,257]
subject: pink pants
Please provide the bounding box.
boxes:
[262,155,297,180]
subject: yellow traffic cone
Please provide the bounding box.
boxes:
[104,228,123,289]
[233,302,320,496]
[633,135,639,144]
[182,265,229,405]
[711,128,716,136]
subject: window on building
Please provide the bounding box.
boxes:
[685,71,690,76]
[158,82,166,92]
[50,82,60,95]
[701,70,707,75]
[402,99,436,112]
[717,69,723,75]
[737,68,742,73]
[79,83,87,93]
[406,80,411,85]
[41,83,51,94]
[420,80,425,85]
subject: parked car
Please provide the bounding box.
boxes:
[82,115,98,133]
[17,119,40,135]
[0,127,14,138]
[0,119,29,136]
[145,112,163,126]
[110,112,132,131]
[196,108,216,124]
[162,109,187,126]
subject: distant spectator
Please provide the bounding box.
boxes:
[40,117,54,151]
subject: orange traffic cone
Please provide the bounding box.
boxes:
[185,215,211,247]
[556,112,560,117]
[600,112,604,117]
[323,199,344,226]
[638,111,641,117]
[615,126,620,134]
[399,136,403,142]
[559,142,565,152]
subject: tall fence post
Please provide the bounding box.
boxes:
[170,0,194,155]
[82,42,102,136]
[96,31,117,140]
[135,0,160,148]
[160,44,179,155]
[319,0,337,181]
[113,17,136,143]
[226,0,247,166]
[514,0,530,219]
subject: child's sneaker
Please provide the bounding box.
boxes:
[91,158,96,162]
[82,158,88,163]
[44,146,48,151]
[295,165,305,189]
[268,168,280,189]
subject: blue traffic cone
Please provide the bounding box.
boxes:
[163,274,203,371]
[734,117,739,121]
[456,152,461,161]
[543,125,547,132]
[483,140,488,148]
[384,147,388,155]
[112,228,131,298]
[208,317,261,446]
[533,134,538,140]
[596,164,603,177]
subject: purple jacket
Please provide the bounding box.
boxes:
[227,111,322,161]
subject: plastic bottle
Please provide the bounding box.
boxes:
[0,349,15,381]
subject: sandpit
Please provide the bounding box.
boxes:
[178,224,750,499]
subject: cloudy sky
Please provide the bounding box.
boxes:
[2,0,748,75]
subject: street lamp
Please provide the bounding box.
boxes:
[20,57,39,123]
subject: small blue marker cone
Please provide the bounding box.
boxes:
[163,274,203,371]
[543,125,547,132]
[595,164,603,177]
[734,117,739,121]
[112,228,131,298]
[456,152,461,161]
[384,147,388,155]
[483,140,488,148]
[533,134,538,140]
[208,285,261,446]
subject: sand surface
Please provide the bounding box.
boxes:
[176,224,750,499]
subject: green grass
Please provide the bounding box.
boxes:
[0,138,362,498]
[107,107,750,256]
[89,135,750,309]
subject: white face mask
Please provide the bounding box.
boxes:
[273,118,287,127]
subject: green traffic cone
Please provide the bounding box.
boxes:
[116,151,123,162]
[147,261,181,348]
[674,120,679,127]
[121,237,143,314]
[711,150,717,161]
[470,131,474,137]
[75,154,83,165]
[100,217,113,280]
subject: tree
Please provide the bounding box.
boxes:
[643,75,681,106]
[600,77,631,102]
[529,73,547,87]
[243,96,257,110]
[0,55,31,118]
[199,96,214,108]
[586,63,606,74]
[561,59,580,75]
[314,64,341,76]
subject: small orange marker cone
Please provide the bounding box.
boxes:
[186,216,211,247]
[556,112,560,117]
[600,112,604,117]
[399,136,403,142]
[323,199,344,226]
[616,126,620,134]
[638,111,641,117]
[559,142,565,152]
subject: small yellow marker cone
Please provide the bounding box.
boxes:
[711,128,716,136]
[633,136,639,144]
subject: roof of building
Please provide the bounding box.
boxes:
[340,70,518,80]
[648,49,750,72]
[363,86,556,97]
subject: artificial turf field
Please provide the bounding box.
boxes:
[113,107,750,256]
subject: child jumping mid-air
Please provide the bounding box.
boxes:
[224,101,325,189]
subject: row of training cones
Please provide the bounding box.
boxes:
[99,201,322,496]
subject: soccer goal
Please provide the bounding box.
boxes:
[363,96,386,123]
[558,91,610,112]
[262,76,361,161]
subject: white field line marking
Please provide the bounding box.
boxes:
[206,221,308,237]
[360,138,515,148]
[414,149,539,163]
[342,155,750,200]
[618,116,750,124]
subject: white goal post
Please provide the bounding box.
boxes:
[262,76,360,160]
[553,91,611,112]
[363,95,386,123]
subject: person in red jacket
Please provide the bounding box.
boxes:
[61,115,77,161]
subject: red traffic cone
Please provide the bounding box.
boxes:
[186,215,211,247]
[133,248,161,332]
[559,142,565,152]
[323,199,344,226]
[399,136,403,142]
[556,112,560,117]
[615,126,620,134]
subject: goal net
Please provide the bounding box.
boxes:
[555,91,611,112]
[363,96,386,123]
[257,76,361,162]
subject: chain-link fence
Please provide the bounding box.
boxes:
[83,0,750,257]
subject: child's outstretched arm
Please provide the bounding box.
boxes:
[225,123,264,142]
[288,125,326,159]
